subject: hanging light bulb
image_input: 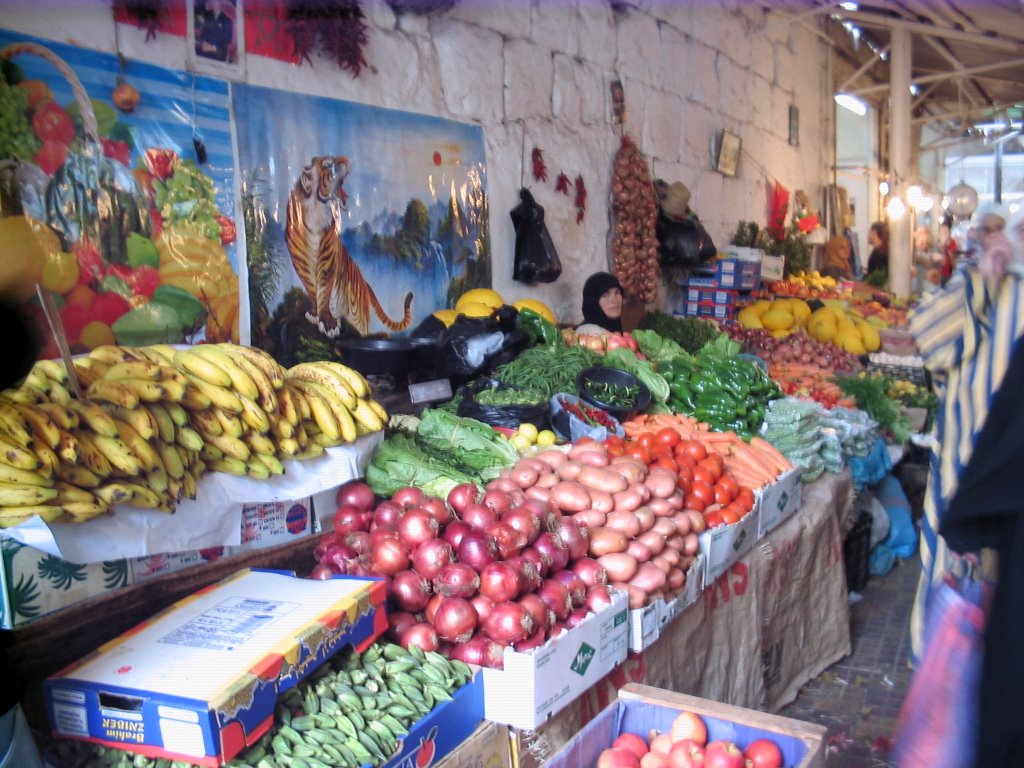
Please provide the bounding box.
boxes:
[945,180,979,218]
[879,180,890,196]
[886,197,907,220]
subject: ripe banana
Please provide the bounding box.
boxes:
[104,405,156,441]
[182,468,198,499]
[252,452,285,476]
[294,444,326,460]
[0,386,42,404]
[226,351,278,412]
[105,360,188,388]
[68,401,119,438]
[276,385,300,427]
[245,431,276,456]
[324,361,370,399]
[213,409,244,439]
[87,379,141,409]
[204,433,251,462]
[270,414,295,440]
[57,461,102,489]
[113,419,162,473]
[276,436,300,456]
[71,361,103,389]
[292,384,341,442]
[352,399,385,433]
[184,373,243,415]
[181,382,213,410]
[32,443,59,479]
[55,430,81,464]
[34,403,79,431]
[15,405,61,450]
[33,359,68,385]
[20,368,50,395]
[0,482,58,506]
[91,434,144,477]
[95,481,163,509]
[210,456,247,476]
[158,441,186,480]
[47,380,72,405]
[118,378,181,403]
[238,394,270,434]
[72,432,115,478]
[0,505,63,527]
[62,502,109,521]
[192,345,260,401]
[0,463,51,487]
[145,344,178,363]
[227,345,285,390]
[0,402,33,445]
[163,401,189,427]
[175,425,205,452]
[367,398,389,425]
[88,345,144,365]
[0,434,40,470]
[288,364,357,409]
[146,465,169,495]
[147,403,177,445]
[246,458,270,480]
[190,409,224,438]
[199,444,224,462]
[174,348,232,388]
[54,482,98,505]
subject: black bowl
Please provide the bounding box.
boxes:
[576,366,652,423]
[338,338,417,376]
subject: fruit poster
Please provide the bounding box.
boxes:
[232,84,490,364]
[0,30,240,356]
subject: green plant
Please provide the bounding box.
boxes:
[759,223,810,276]
[729,220,760,247]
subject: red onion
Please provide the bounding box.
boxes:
[387,610,417,640]
[345,531,371,555]
[400,622,438,652]
[336,480,375,511]
[309,563,335,580]
[585,584,614,613]
[504,555,542,593]
[519,546,551,578]
[553,518,589,560]
[419,496,451,527]
[501,506,541,544]
[333,504,370,535]
[313,534,339,561]
[432,596,478,644]
[572,557,608,587]
[567,608,589,628]
[470,594,494,624]
[390,569,432,612]
[483,601,534,645]
[433,562,480,598]
[518,593,553,635]
[447,483,479,515]
[534,532,569,573]
[552,569,587,608]
[372,500,403,529]
[457,530,499,570]
[396,508,439,548]
[370,537,410,576]
[392,486,425,509]
[514,625,548,652]
[369,525,399,547]
[479,561,522,604]
[411,538,455,580]
[485,520,527,558]
[424,593,444,623]
[482,489,512,516]
[441,520,472,549]
[462,503,498,531]
[451,633,505,669]
[538,578,572,621]
[322,543,359,574]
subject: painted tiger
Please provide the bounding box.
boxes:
[285,156,414,336]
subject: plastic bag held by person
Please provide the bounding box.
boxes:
[510,188,562,283]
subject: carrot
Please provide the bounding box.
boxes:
[750,437,793,472]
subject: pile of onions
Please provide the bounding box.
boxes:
[725,324,861,374]
[611,135,659,304]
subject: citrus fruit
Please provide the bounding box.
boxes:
[79,320,115,350]
[456,287,503,312]
[510,434,533,452]
[536,430,557,447]
[517,423,539,443]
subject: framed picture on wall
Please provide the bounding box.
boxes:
[188,0,246,78]
[716,129,741,177]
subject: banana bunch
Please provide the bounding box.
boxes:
[0,345,388,527]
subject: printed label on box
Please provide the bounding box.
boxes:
[757,468,803,538]
[130,549,229,584]
[236,499,312,551]
[700,512,760,587]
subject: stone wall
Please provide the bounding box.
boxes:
[2,1,832,325]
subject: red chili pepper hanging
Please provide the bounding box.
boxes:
[574,175,587,224]
[554,173,571,195]
[531,147,548,183]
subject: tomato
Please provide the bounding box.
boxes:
[603,435,625,456]
[697,458,723,482]
[736,488,755,511]
[690,480,713,506]
[683,492,706,511]
[692,465,715,487]
[713,485,733,505]
[626,445,650,465]
[654,456,678,474]
[680,440,707,461]
[719,507,740,525]
[703,451,724,471]
[655,427,680,448]
[676,464,693,485]
[636,432,656,453]
[703,510,724,528]
[648,445,671,461]
[32,101,75,145]
[716,475,739,499]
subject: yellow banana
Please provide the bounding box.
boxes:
[113,419,161,473]
[210,456,248,476]
[0,402,33,445]
[324,361,370,399]
[276,436,299,456]
[91,434,144,477]
[190,409,224,438]
[147,404,176,444]
[33,359,68,385]
[182,468,198,499]
[157,441,185,480]
[32,443,59,479]
[55,430,81,464]
[290,386,312,422]
[0,434,41,470]
[246,431,276,456]
[146,465,169,495]
[54,482,97,505]
[238,395,270,434]
[0,505,63,527]
[163,401,189,427]
[276,385,300,427]
[57,461,102,489]
[104,405,156,441]
[62,501,109,521]
[70,363,102,390]
[67,400,119,438]
[213,408,244,439]
[0,482,58,506]
[246,458,270,480]
[15,405,61,450]
[123,482,164,509]
[199,444,224,462]
[88,345,142,365]
[184,374,242,414]
[288,364,356,409]
[175,425,205,452]
[294,444,326,460]
[146,344,178,362]
[0,387,42,404]
[204,432,251,461]
[270,414,295,440]
[34,403,78,431]
[20,368,50,395]
[352,399,384,433]
[226,351,278,412]
[295,380,356,443]
[180,382,213,410]
[71,432,115,478]
[87,379,141,409]
[367,398,389,425]
[117,378,174,403]
[48,380,72,405]
[96,481,163,509]
[228,345,285,389]
[293,385,341,442]
[193,345,259,401]
[252,452,285,476]
[0,463,51,487]
[294,424,310,449]
[106,360,188,388]
[174,348,232,388]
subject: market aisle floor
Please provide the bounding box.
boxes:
[777,554,921,767]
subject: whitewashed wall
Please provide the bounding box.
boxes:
[1,1,832,325]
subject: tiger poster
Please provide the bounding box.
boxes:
[232,84,491,366]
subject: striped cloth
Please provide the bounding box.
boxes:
[909,265,1024,663]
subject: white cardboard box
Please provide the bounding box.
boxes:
[482,589,629,731]
[129,548,230,584]
[756,467,803,538]
[628,600,661,653]
[699,511,760,588]
[760,252,785,282]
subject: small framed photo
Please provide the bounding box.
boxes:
[789,104,800,146]
[188,0,245,78]
[716,129,741,177]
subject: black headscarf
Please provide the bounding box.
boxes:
[581,272,623,332]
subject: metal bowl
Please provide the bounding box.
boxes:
[338,338,418,376]
[575,366,652,423]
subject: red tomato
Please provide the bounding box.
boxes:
[690,480,713,506]
[655,427,680,448]
[713,485,733,505]
[715,475,739,500]
[692,465,715,487]
[680,440,707,461]
[703,510,724,528]
[719,507,740,525]
[736,488,755,511]
[603,435,625,458]
[676,464,694,485]
[697,457,723,481]
[636,432,656,453]
[654,456,678,474]
[682,492,706,511]
[32,101,75,145]
[626,445,650,465]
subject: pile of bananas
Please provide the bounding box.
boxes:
[46,642,475,768]
[0,344,388,528]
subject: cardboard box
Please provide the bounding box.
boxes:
[684,287,740,305]
[628,600,660,653]
[699,510,760,587]
[757,467,803,538]
[761,252,785,282]
[724,246,763,264]
[687,258,761,290]
[310,485,341,534]
[43,569,387,766]
[129,548,230,584]
[659,553,705,628]
[382,671,487,768]
[547,683,826,768]
[482,589,628,731]
[433,718,510,768]
[675,301,735,321]
[234,498,312,552]
[1,539,131,630]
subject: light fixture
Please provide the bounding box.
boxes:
[835,93,867,116]
[839,1,858,9]
[879,180,890,196]
[886,197,907,220]
[945,180,979,219]
[907,185,934,213]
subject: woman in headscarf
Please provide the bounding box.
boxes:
[821,236,854,281]
[578,272,624,333]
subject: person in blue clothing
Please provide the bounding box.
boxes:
[196,0,234,62]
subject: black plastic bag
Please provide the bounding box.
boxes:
[457,379,550,430]
[436,306,531,382]
[511,188,562,283]
[656,210,717,269]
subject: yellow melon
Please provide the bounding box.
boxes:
[809,320,837,343]
[749,299,773,317]
[456,288,504,312]
[761,310,795,331]
[769,299,794,314]
[788,299,811,323]
[834,328,866,355]
[433,309,458,327]
[457,301,497,319]
[770,328,793,338]
[511,298,557,325]
[737,307,764,329]
[858,323,881,352]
